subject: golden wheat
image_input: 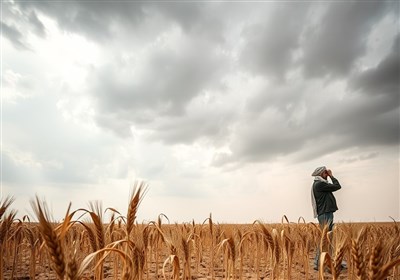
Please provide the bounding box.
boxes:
[0,190,399,280]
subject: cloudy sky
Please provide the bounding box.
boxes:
[1,0,399,223]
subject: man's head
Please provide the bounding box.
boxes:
[312,166,328,179]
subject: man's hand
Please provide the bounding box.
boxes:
[327,169,333,177]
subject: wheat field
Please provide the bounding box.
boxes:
[1,184,399,280]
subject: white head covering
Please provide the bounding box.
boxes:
[311,166,328,218]
[311,166,325,218]
[311,188,318,218]
[311,166,326,176]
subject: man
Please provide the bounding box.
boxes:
[311,166,342,271]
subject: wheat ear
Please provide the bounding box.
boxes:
[31,196,66,279]
[333,240,347,279]
[127,181,148,237]
[351,227,367,280]
[0,196,15,221]
[374,257,400,280]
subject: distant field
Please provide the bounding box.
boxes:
[1,189,399,280]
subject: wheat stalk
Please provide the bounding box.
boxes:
[4,191,400,280]
[163,255,180,280]
[272,228,281,279]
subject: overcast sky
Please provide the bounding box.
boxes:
[1,0,399,223]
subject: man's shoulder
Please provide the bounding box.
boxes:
[313,180,328,189]
[313,180,326,185]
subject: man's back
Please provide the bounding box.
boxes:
[313,177,341,215]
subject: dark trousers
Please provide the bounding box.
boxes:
[314,212,334,267]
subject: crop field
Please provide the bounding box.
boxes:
[1,185,399,280]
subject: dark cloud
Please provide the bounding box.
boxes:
[240,3,311,80]
[301,1,390,78]
[1,21,30,50]
[217,61,399,166]
[148,107,235,145]
[7,0,399,169]
[28,11,46,38]
[221,11,399,166]
[351,34,399,98]
[150,2,206,34]
[95,114,134,138]
[246,82,306,115]
[17,1,146,42]
[90,35,230,139]
[1,3,46,50]
[302,99,398,162]
[337,34,400,148]
[211,106,308,165]
[16,1,226,45]
[232,126,303,163]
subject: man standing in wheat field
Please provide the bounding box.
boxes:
[311,166,342,271]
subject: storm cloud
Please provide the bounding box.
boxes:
[2,1,399,222]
